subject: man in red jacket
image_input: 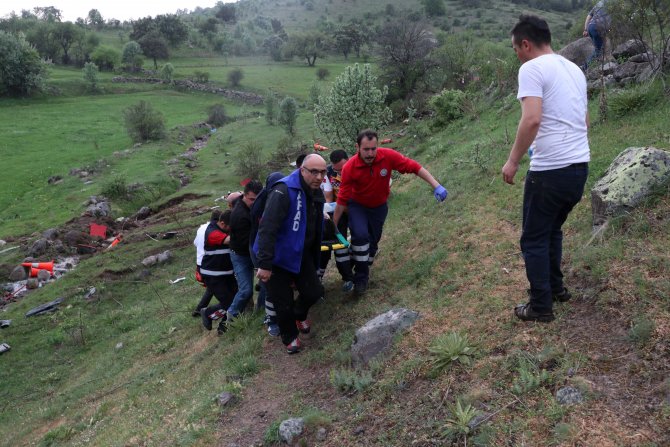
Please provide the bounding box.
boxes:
[333,129,448,296]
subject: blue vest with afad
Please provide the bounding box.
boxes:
[253,169,320,274]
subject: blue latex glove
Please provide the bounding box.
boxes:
[434,185,448,202]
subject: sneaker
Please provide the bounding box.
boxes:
[514,303,554,323]
[354,281,367,297]
[200,308,212,331]
[286,337,303,354]
[296,319,311,334]
[267,323,280,337]
[553,287,572,303]
[217,321,227,335]
[192,307,202,317]
[342,280,354,293]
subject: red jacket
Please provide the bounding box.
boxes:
[336,147,421,208]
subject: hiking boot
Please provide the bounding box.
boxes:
[267,323,280,337]
[342,280,354,293]
[217,321,227,335]
[514,303,554,323]
[200,308,212,331]
[286,337,303,354]
[553,287,572,303]
[354,281,368,297]
[296,319,311,334]
[192,307,202,318]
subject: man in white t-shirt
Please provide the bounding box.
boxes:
[503,14,590,323]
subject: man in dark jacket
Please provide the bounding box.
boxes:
[254,154,327,354]
[227,180,263,318]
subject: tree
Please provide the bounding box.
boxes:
[161,63,174,82]
[87,9,104,29]
[122,41,144,71]
[139,31,169,69]
[33,6,62,22]
[263,34,286,61]
[123,100,166,142]
[82,62,99,91]
[155,14,188,47]
[287,31,327,66]
[91,45,120,71]
[228,68,244,87]
[27,22,60,61]
[422,0,446,17]
[278,96,298,136]
[314,63,392,150]
[216,3,236,23]
[376,19,438,100]
[52,21,83,64]
[71,31,99,67]
[199,17,219,37]
[0,31,49,96]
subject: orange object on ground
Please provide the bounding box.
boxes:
[22,261,54,274]
[89,223,108,238]
[381,138,392,144]
[106,234,122,250]
[313,143,329,152]
[30,267,53,277]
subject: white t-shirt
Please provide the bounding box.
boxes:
[194,222,209,266]
[517,54,590,171]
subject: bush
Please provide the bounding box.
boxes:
[193,70,209,83]
[160,63,174,82]
[82,62,99,91]
[278,96,298,136]
[121,40,143,71]
[228,68,244,87]
[265,91,278,125]
[316,67,329,80]
[234,142,265,180]
[609,83,662,118]
[90,45,120,71]
[0,31,48,96]
[430,89,467,127]
[123,100,166,143]
[207,103,228,127]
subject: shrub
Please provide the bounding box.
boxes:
[628,316,655,346]
[123,100,166,143]
[329,368,373,393]
[228,68,244,87]
[101,176,130,201]
[316,67,329,80]
[90,45,120,71]
[234,142,265,180]
[82,62,99,91]
[121,40,143,71]
[278,96,298,136]
[609,83,662,118]
[193,70,209,83]
[265,91,278,125]
[0,31,48,96]
[308,81,321,109]
[160,63,174,82]
[428,332,475,373]
[207,103,228,127]
[430,89,467,127]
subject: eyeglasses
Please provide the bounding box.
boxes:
[301,167,327,177]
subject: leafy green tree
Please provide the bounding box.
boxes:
[286,31,327,66]
[82,61,99,91]
[0,30,49,96]
[265,91,278,125]
[123,100,166,142]
[27,22,60,60]
[278,96,298,136]
[422,0,446,17]
[53,21,83,64]
[91,45,120,71]
[33,6,62,22]
[314,63,392,150]
[87,9,104,29]
[139,31,169,69]
[199,17,219,37]
[155,14,188,47]
[228,68,244,87]
[160,63,174,82]
[71,31,99,66]
[122,41,144,71]
[216,3,237,23]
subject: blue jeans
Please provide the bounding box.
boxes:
[347,201,388,285]
[521,164,588,313]
[585,22,604,66]
[249,249,268,313]
[228,252,255,316]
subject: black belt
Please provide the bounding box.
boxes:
[568,162,588,168]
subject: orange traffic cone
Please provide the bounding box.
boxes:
[22,261,54,274]
[313,143,329,152]
[29,267,53,277]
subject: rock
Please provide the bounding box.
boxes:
[351,308,420,367]
[468,413,491,430]
[316,427,328,442]
[612,39,646,60]
[0,240,6,247]
[613,61,644,82]
[9,266,27,281]
[217,392,235,407]
[47,175,62,184]
[42,228,59,240]
[601,61,617,75]
[156,250,172,264]
[557,37,594,66]
[141,255,158,267]
[591,147,670,226]
[353,426,365,435]
[26,278,39,289]
[135,206,151,220]
[64,230,91,248]
[29,239,49,257]
[556,386,584,405]
[37,269,51,281]
[278,418,304,444]
[53,240,67,254]
[115,342,123,350]
[85,201,111,217]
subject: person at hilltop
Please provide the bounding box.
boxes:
[333,129,448,297]
[227,180,264,320]
[319,149,355,292]
[582,0,611,70]
[199,210,238,334]
[191,209,221,317]
[253,154,327,354]
[503,14,590,322]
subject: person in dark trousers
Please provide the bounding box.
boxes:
[333,129,448,296]
[582,0,611,70]
[192,209,221,317]
[200,210,238,334]
[319,149,354,292]
[254,154,327,354]
[503,14,590,322]
[227,180,263,318]
[250,171,285,337]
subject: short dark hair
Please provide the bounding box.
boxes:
[329,149,348,164]
[244,179,263,195]
[210,209,222,221]
[219,209,232,225]
[295,153,307,167]
[356,129,378,146]
[511,14,551,47]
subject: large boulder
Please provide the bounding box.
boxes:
[612,39,646,60]
[591,147,670,226]
[558,37,594,66]
[351,308,420,367]
[278,418,304,444]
